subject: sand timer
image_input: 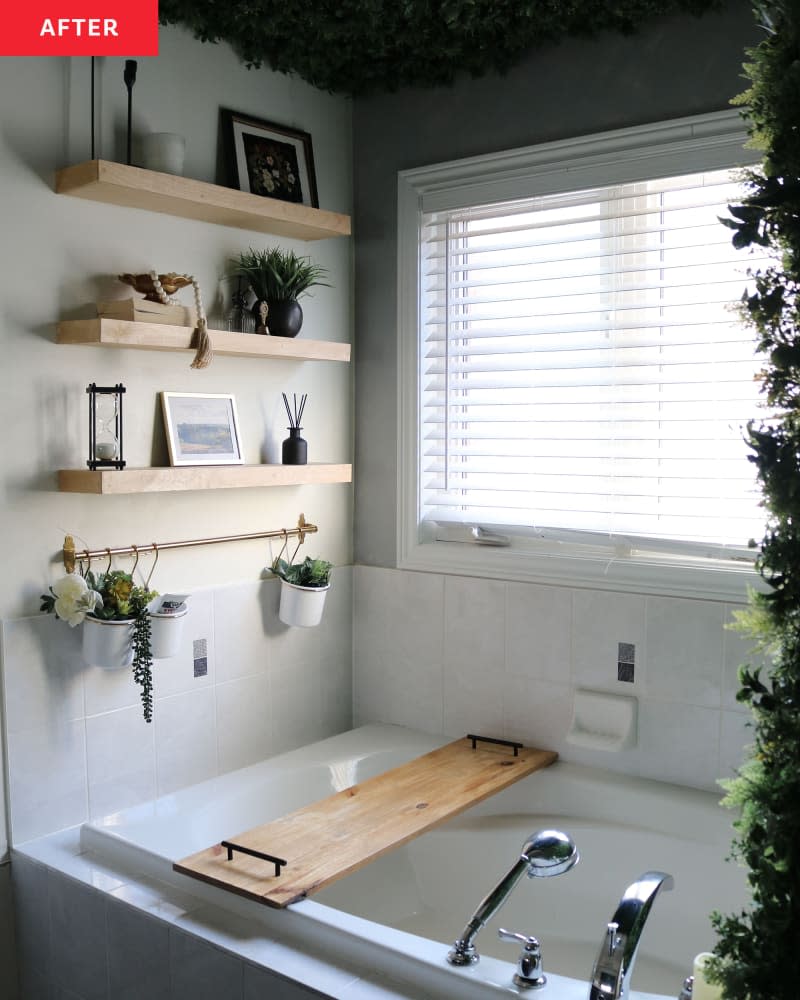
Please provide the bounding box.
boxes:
[87,383,126,470]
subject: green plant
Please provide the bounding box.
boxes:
[158,0,721,96]
[706,2,800,998]
[42,569,158,724]
[229,248,330,302]
[272,556,333,588]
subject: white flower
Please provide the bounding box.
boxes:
[51,574,100,627]
[52,573,89,602]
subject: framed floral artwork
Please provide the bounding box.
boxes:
[221,108,319,208]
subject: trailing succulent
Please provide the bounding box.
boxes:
[158,0,722,95]
[41,569,158,724]
[708,2,800,997]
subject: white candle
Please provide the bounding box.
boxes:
[95,441,117,460]
[693,953,723,1000]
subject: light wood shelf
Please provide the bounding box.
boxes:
[58,465,353,495]
[55,160,351,241]
[57,318,351,363]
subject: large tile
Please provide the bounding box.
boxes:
[49,874,108,1000]
[572,589,647,693]
[86,706,156,819]
[635,699,722,791]
[271,657,326,754]
[107,896,170,1000]
[154,687,217,796]
[502,677,573,752]
[83,662,140,717]
[152,588,215,700]
[2,615,84,735]
[213,581,271,682]
[11,853,51,986]
[244,963,327,999]
[353,567,444,733]
[169,928,244,1000]
[442,576,506,737]
[646,596,724,708]
[7,721,87,844]
[505,582,572,683]
[0,863,19,999]
[215,675,272,773]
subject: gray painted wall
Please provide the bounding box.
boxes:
[352,0,759,567]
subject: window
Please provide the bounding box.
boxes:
[398,112,766,600]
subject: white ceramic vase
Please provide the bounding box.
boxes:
[149,606,188,659]
[82,616,134,670]
[278,580,330,628]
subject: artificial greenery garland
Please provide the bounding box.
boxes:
[158,0,721,95]
[708,2,800,997]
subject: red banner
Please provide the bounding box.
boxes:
[2,0,158,56]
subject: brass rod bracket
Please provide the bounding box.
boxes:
[63,535,76,574]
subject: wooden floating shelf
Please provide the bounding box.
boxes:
[57,318,351,363]
[55,160,351,241]
[58,465,353,495]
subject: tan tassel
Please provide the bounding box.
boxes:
[190,318,213,369]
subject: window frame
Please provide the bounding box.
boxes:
[397,110,765,602]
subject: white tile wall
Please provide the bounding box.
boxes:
[1,571,353,846]
[353,568,444,734]
[353,566,755,793]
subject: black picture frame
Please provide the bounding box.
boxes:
[221,108,319,209]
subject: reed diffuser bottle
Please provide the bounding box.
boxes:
[281,393,308,465]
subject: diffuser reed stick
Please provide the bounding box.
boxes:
[282,393,307,429]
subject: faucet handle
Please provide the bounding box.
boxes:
[498,928,546,990]
[606,920,621,956]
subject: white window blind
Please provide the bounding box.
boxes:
[418,168,767,559]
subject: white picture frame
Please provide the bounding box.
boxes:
[160,392,243,466]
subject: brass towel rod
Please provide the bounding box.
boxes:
[61,513,316,574]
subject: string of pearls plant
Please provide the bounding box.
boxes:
[149,270,213,369]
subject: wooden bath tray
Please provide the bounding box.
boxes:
[174,736,557,908]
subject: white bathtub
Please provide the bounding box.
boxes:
[81,724,749,1000]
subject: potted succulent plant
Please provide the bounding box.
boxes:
[41,569,164,722]
[272,555,332,627]
[229,247,330,337]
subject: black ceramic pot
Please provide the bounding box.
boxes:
[267,299,304,338]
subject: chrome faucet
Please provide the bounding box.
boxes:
[447,829,579,967]
[589,870,674,1000]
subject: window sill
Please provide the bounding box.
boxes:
[398,537,763,604]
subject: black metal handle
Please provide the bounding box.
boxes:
[221,841,287,877]
[466,734,524,757]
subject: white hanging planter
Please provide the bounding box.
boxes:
[278,580,330,628]
[149,606,188,659]
[82,615,134,670]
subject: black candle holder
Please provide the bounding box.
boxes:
[87,383,126,470]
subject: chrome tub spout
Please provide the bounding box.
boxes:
[447,829,579,967]
[589,870,674,1000]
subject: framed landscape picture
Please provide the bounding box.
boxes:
[161,392,243,466]
[221,108,319,208]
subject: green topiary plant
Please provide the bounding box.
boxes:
[707,2,800,997]
[158,0,723,95]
